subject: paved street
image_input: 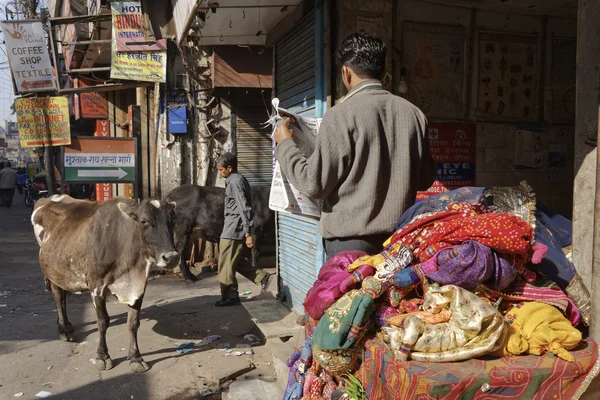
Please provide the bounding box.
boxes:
[0,193,281,400]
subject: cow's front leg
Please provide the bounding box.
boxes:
[50,282,75,342]
[91,291,113,370]
[127,297,149,373]
[178,232,197,282]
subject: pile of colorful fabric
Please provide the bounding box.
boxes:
[283,183,599,400]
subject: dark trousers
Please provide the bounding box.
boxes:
[324,233,390,260]
[0,188,15,207]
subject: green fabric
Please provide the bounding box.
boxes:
[312,290,374,351]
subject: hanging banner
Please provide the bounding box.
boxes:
[0,21,57,93]
[110,2,167,83]
[416,123,476,200]
[15,97,71,148]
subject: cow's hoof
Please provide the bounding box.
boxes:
[129,360,150,373]
[95,357,114,371]
[59,332,76,342]
[184,275,198,283]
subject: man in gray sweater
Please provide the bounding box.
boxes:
[273,32,435,259]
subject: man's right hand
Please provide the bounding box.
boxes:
[274,117,295,144]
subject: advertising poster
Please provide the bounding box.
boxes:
[15,97,71,148]
[515,125,544,169]
[416,123,476,200]
[478,32,538,121]
[110,2,166,83]
[403,22,466,119]
[0,21,57,93]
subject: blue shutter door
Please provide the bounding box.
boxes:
[274,4,327,315]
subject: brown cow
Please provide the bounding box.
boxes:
[32,194,179,373]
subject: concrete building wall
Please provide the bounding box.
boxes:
[395,0,576,216]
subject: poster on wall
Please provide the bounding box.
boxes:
[545,36,576,124]
[477,32,538,121]
[402,22,466,119]
[515,125,543,169]
[416,123,476,200]
[548,144,567,181]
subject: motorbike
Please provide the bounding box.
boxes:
[24,178,49,208]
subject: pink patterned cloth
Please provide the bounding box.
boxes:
[303,251,373,320]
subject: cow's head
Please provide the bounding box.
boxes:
[119,199,180,268]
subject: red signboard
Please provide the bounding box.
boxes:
[74,78,109,120]
[416,123,477,201]
[94,119,113,201]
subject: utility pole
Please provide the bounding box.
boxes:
[37,6,57,195]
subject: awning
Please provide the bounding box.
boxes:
[182,0,302,46]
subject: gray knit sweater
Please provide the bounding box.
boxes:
[275,88,435,239]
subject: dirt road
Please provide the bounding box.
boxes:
[0,193,277,400]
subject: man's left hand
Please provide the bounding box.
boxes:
[274,117,294,144]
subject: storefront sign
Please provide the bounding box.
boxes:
[95,120,110,137]
[94,120,113,201]
[1,21,58,93]
[15,97,71,148]
[416,123,476,200]
[63,137,136,183]
[110,2,167,82]
[74,78,109,119]
[111,1,166,51]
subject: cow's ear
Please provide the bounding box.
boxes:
[117,202,139,221]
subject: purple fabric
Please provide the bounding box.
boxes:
[425,240,518,290]
[303,250,368,320]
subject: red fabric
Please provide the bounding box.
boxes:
[356,337,599,400]
[389,204,534,264]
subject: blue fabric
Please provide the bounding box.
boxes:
[393,267,421,288]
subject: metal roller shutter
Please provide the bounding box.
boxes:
[235,110,273,186]
[274,4,327,315]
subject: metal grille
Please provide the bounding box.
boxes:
[235,112,273,186]
[274,10,322,314]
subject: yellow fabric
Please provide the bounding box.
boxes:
[347,241,403,272]
[496,302,582,362]
[347,253,384,272]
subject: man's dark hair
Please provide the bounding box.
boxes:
[5,161,11,168]
[216,152,238,171]
[335,32,387,79]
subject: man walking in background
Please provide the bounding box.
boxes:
[0,161,18,207]
[214,153,271,307]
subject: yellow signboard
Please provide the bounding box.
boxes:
[110,2,166,83]
[15,97,71,148]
